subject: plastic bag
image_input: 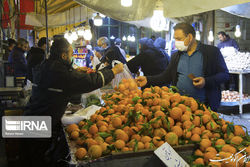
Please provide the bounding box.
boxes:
[111,60,133,88]
[91,54,101,70]
[81,89,103,108]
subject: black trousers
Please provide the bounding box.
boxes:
[19,126,70,167]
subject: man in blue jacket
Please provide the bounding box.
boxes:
[136,23,229,111]
[217,31,239,50]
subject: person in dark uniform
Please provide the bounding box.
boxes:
[20,38,123,167]
[3,38,16,61]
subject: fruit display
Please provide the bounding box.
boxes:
[220,47,250,72]
[76,66,96,74]
[221,90,249,102]
[66,79,250,166]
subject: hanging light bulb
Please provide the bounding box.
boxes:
[83,25,92,40]
[64,29,69,39]
[122,35,127,41]
[77,27,85,36]
[71,30,78,41]
[121,0,132,7]
[150,0,166,32]
[94,13,103,26]
[235,25,241,38]
[208,29,214,42]
[195,30,201,41]
[110,35,115,40]
[127,35,131,41]
[130,35,135,42]
[67,31,73,43]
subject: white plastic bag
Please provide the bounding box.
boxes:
[81,89,103,108]
[111,60,133,88]
[91,54,101,70]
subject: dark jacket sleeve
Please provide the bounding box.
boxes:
[127,54,143,73]
[64,68,114,95]
[232,39,240,51]
[204,48,229,89]
[146,53,177,86]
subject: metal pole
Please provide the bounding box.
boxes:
[45,0,49,54]
[239,73,243,116]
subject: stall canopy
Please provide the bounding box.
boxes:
[74,0,250,21]
[222,2,250,19]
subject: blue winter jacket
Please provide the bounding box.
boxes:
[217,37,239,50]
[154,37,170,64]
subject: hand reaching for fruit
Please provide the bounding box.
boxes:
[136,76,147,87]
[112,63,124,75]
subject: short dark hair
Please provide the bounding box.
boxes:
[8,38,16,46]
[38,37,47,47]
[49,38,70,60]
[17,38,28,47]
[174,23,195,37]
[218,31,227,36]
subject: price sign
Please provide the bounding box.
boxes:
[154,142,189,167]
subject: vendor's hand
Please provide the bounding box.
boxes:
[193,77,205,88]
[90,56,93,61]
[136,76,147,87]
[112,63,124,75]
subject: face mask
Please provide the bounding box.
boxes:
[175,37,189,51]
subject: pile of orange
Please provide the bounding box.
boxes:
[66,79,250,166]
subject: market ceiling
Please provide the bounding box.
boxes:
[73,0,250,21]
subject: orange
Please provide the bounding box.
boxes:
[170,93,182,103]
[191,134,201,142]
[213,133,221,138]
[206,121,218,131]
[193,158,204,165]
[202,130,212,138]
[99,125,108,132]
[204,151,216,163]
[154,128,167,138]
[96,115,104,122]
[190,99,198,111]
[67,124,79,133]
[200,139,212,151]
[96,121,108,128]
[105,136,114,144]
[218,151,233,159]
[194,110,204,115]
[165,132,178,146]
[121,147,129,152]
[114,140,126,149]
[221,144,237,154]
[192,116,201,127]
[170,107,182,120]
[156,141,164,147]
[159,99,170,108]
[222,124,228,133]
[192,127,202,135]
[205,147,217,154]
[178,104,187,112]
[88,145,102,159]
[154,110,166,119]
[90,114,97,122]
[100,142,108,152]
[153,136,162,146]
[144,142,155,149]
[215,139,225,146]
[115,129,129,142]
[76,138,85,146]
[208,161,222,167]
[78,121,85,127]
[246,145,250,154]
[141,136,152,144]
[85,138,98,148]
[183,129,192,139]
[194,149,204,157]
[151,118,163,128]
[138,142,145,150]
[89,124,98,135]
[75,148,87,160]
[171,126,183,137]
[95,136,104,145]
[181,114,191,122]
[234,125,245,136]
[230,136,243,145]
[183,120,193,129]
[112,117,122,128]
[71,131,79,140]
[202,114,211,124]
[131,134,141,141]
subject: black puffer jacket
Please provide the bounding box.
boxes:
[25,58,114,130]
[26,47,45,82]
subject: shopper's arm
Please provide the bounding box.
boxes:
[127,54,143,73]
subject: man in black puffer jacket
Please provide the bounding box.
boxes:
[26,37,47,82]
[20,38,123,167]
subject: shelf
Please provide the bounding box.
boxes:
[221,98,250,106]
[73,53,87,55]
